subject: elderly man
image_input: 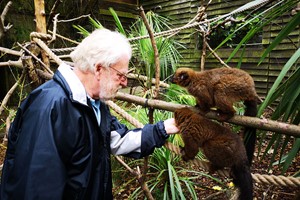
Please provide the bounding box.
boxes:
[0,28,178,200]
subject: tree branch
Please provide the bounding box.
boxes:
[46,0,62,30]
[0,70,26,116]
[0,1,13,39]
[57,14,90,23]
[0,60,23,68]
[115,92,300,137]
[0,47,22,56]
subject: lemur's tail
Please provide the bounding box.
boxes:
[232,161,253,200]
[243,100,257,165]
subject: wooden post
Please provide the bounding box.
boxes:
[33,0,50,66]
[34,0,46,33]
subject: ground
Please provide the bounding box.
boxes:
[110,135,299,200]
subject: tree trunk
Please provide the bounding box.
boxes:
[34,0,50,66]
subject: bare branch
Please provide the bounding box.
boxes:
[46,0,62,30]
[48,30,80,44]
[0,1,13,39]
[57,14,90,23]
[206,42,231,68]
[0,70,26,116]
[200,30,207,71]
[127,73,170,88]
[3,110,15,145]
[0,46,22,56]
[114,156,137,175]
[1,1,12,17]
[115,92,300,138]
[48,14,59,44]
[0,60,23,68]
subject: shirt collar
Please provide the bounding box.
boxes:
[57,63,88,105]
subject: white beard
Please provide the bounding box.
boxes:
[99,78,121,101]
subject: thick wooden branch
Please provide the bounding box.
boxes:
[115,92,300,137]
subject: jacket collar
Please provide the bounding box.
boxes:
[57,62,88,106]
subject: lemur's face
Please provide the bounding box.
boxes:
[170,68,194,87]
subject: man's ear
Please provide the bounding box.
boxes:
[94,64,103,80]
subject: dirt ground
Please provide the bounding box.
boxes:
[111,135,300,200]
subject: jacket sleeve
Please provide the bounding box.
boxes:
[110,116,169,158]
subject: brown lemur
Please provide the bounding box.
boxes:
[170,67,258,165]
[174,107,253,200]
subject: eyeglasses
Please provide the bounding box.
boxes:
[109,66,128,82]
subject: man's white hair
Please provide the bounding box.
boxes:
[70,28,132,72]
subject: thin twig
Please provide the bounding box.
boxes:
[0,1,13,39]
[46,0,62,30]
[114,156,137,175]
[3,110,15,145]
[0,70,26,116]
[48,30,80,45]
[57,14,90,23]
[48,14,59,44]
[206,42,231,68]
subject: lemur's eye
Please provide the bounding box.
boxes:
[180,73,187,80]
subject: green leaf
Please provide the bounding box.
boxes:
[88,16,103,29]
[72,25,90,37]
[167,161,176,200]
[171,166,186,200]
[223,0,299,63]
[282,138,300,173]
[258,48,300,116]
[259,11,300,65]
[109,7,126,36]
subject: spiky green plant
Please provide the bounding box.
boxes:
[118,105,218,199]
[73,16,103,37]
[212,0,300,174]
[129,10,184,86]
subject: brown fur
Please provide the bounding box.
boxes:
[174,107,248,167]
[174,107,253,200]
[170,67,258,165]
[170,67,258,120]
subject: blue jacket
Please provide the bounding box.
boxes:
[0,63,169,200]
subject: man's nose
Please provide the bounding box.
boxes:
[120,79,127,88]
